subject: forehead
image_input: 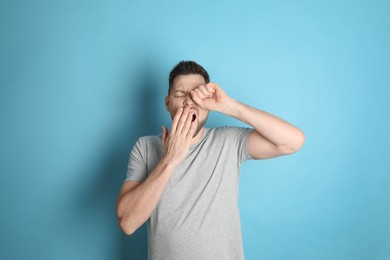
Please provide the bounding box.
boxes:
[172,74,206,91]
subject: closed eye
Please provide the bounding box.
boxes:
[174,91,187,98]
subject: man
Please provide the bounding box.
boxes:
[116,60,305,259]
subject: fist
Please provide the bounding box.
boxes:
[190,83,230,112]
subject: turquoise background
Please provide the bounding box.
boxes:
[1,0,389,259]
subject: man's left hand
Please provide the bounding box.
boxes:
[190,83,231,113]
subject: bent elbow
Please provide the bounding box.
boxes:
[289,131,305,154]
[280,131,306,155]
[116,203,135,236]
[118,217,136,236]
[294,130,306,152]
[117,212,136,236]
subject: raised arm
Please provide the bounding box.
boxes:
[116,107,197,235]
[190,83,305,160]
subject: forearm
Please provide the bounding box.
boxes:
[221,97,304,150]
[117,157,176,235]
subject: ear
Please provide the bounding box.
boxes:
[165,96,169,112]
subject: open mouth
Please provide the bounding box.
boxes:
[192,114,197,122]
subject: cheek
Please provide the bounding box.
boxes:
[171,106,183,117]
[168,98,182,110]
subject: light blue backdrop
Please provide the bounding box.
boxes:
[1,0,389,259]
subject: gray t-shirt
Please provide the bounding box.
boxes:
[125,126,254,260]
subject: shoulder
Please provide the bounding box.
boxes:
[134,134,163,150]
[131,134,163,160]
[137,134,162,144]
[208,126,253,137]
[204,126,252,146]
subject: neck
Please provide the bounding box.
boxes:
[190,127,205,145]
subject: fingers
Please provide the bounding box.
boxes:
[197,85,214,98]
[170,106,196,137]
[170,107,183,135]
[205,83,215,93]
[186,119,197,138]
[176,107,194,134]
[193,88,207,99]
[190,84,216,107]
[181,109,195,135]
[161,125,168,144]
[190,90,204,106]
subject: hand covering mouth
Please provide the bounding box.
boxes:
[187,106,198,122]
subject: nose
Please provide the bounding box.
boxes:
[184,93,195,106]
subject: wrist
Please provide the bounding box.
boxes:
[160,155,180,170]
[220,97,241,118]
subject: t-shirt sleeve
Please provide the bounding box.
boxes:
[124,138,148,182]
[234,127,254,164]
[223,126,254,164]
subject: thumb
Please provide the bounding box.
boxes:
[161,125,168,144]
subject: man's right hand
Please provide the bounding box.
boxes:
[117,106,196,235]
[161,107,197,167]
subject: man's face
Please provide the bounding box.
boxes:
[165,74,209,138]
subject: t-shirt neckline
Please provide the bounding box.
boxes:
[189,127,209,150]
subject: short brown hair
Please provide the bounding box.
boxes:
[168,60,210,95]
